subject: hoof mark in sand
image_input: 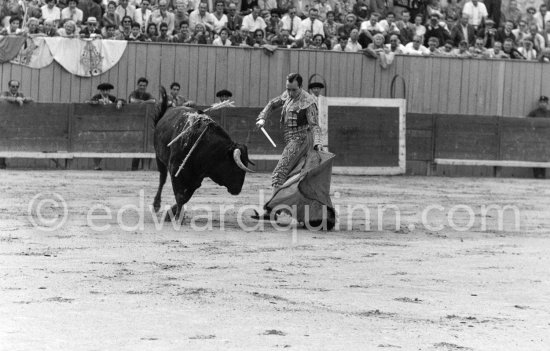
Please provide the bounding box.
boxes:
[394,297,422,303]
[46,297,74,303]
[378,344,402,348]
[263,330,286,336]
[189,334,216,339]
[433,342,473,350]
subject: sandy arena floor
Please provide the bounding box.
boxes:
[1,170,549,351]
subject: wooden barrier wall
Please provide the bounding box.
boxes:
[1,43,549,117]
[2,103,550,176]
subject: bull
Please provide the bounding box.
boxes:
[152,87,255,220]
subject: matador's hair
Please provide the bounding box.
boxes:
[286,73,303,87]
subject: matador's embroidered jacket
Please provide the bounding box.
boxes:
[257,89,323,146]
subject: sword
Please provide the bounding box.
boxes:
[260,127,277,148]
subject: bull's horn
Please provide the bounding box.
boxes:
[233,149,255,173]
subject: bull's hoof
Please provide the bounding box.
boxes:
[164,205,184,222]
[153,202,161,213]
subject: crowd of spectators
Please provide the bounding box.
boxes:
[1,0,550,61]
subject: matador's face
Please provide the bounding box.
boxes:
[286,80,301,100]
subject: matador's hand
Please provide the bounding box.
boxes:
[255,118,265,129]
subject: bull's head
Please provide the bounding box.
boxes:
[211,144,255,195]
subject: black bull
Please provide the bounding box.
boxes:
[152,87,255,220]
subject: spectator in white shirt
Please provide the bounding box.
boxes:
[462,0,488,28]
[189,1,216,31]
[346,27,363,52]
[295,8,324,40]
[534,4,550,33]
[242,5,267,33]
[116,0,136,23]
[61,0,84,25]
[213,27,232,45]
[134,0,152,32]
[280,7,302,39]
[259,0,277,10]
[41,0,62,25]
[376,11,400,36]
[404,34,430,55]
[211,0,228,34]
[150,0,176,33]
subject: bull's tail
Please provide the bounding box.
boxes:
[153,86,169,127]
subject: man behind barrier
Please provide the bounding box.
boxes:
[0,80,34,169]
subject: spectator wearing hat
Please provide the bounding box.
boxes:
[308,82,324,99]
[80,17,103,38]
[528,96,550,118]
[61,0,84,25]
[216,89,232,102]
[87,83,125,171]
[88,82,124,106]
[527,96,550,178]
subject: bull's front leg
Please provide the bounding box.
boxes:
[153,157,168,213]
[165,171,200,222]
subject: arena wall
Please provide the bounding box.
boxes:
[1,43,549,117]
[2,103,550,177]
